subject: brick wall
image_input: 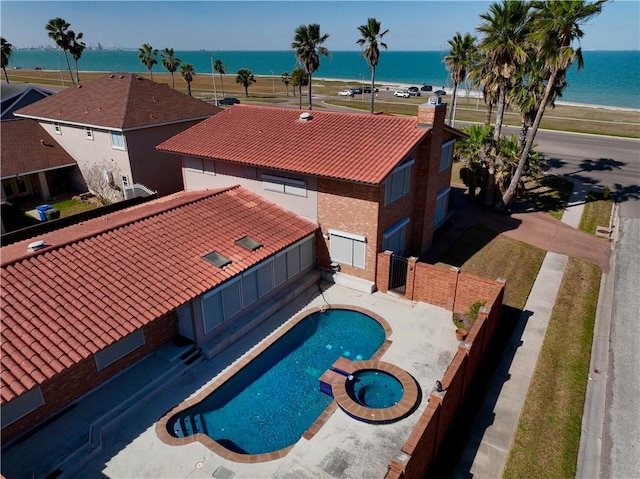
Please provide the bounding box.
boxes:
[2,312,176,444]
[381,262,506,479]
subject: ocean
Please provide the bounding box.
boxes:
[8,49,640,109]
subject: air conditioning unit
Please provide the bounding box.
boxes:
[428,95,441,105]
[330,262,341,272]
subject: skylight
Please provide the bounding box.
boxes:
[204,251,232,268]
[235,236,263,252]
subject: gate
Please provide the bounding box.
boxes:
[389,255,408,294]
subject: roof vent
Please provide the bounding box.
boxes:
[119,75,125,79]
[109,74,115,78]
[27,240,46,252]
[76,84,82,89]
[299,112,312,121]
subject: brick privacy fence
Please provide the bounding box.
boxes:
[376,251,506,479]
[2,312,177,444]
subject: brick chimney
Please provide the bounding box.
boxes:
[417,97,447,132]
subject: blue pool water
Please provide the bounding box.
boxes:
[346,370,404,409]
[168,308,385,454]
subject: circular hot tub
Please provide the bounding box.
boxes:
[346,369,404,409]
[332,360,421,424]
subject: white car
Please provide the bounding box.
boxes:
[338,89,354,96]
[394,90,410,98]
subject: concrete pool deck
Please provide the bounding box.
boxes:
[2,281,458,479]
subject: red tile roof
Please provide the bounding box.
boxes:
[0,186,317,404]
[1,119,77,178]
[14,73,221,129]
[157,104,430,184]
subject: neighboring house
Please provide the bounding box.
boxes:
[158,100,462,292]
[0,185,318,444]
[13,73,221,201]
[1,118,83,203]
[1,84,53,120]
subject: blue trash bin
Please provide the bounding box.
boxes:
[36,204,52,221]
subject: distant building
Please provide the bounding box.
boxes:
[14,73,222,201]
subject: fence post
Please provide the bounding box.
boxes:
[377,250,393,293]
[405,257,418,301]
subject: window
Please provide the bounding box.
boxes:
[384,158,414,206]
[110,131,125,149]
[121,175,129,188]
[434,187,451,227]
[53,122,61,135]
[245,166,257,179]
[94,330,145,370]
[85,127,93,140]
[184,157,203,173]
[262,174,307,197]
[204,251,232,268]
[204,159,215,176]
[329,229,366,269]
[382,217,410,255]
[440,140,455,172]
[1,387,44,427]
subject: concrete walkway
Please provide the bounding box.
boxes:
[453,183,611,478]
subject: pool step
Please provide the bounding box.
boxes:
[319,369,345,397]
[174,414,207,438]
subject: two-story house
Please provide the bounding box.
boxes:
[157,99,461,292]
[13,73,221,201]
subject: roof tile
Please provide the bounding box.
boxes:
[157,104,429,184]
[1,186,317,404]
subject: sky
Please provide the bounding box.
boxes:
[1,0,638,51]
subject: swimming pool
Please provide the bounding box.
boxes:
[160,306,389,458]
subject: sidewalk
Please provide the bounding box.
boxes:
[448,184,612,478]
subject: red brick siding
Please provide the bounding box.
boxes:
[317,178,381,282]
[2,312,176,444]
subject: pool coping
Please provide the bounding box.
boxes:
[155,304,393,463]
[329,360,421,424]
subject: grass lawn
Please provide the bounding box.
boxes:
[503,257,601,479]
[50,199,97,217]
[580,191,614,235]
[521,175,575,219]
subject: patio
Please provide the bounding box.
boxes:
[2,281,457,479]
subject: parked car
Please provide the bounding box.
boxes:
[408,86,420,93]
[434,89,447,96]
[420,85,433,92]
[338,89,354,96]
[394,90,410,98]
[217,97,240,105]
[350,87,363,95]
[363,86,379,93]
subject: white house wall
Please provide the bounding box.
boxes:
[39,121,131,201]
[182,157,319,223]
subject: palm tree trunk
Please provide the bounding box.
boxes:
[369,68,376,114]
[149,68,153,81]
[187,82,192,97]
[171,72,175,89]
[500,71,557,210]
[220,75,224,96]
[3,67,9,83]
[484,101,493,126]
[74,60,80,83]
[307,73,313,110]
[493,86,506,141]
[299,85,302,109]
[62,51,75,85]
[448,81,459,126]
[518,123,528,150]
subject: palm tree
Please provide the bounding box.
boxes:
[456,124,495,201]
[291,23,330,110]
[356,18,388,114]
[46,17,75,84]
[477,0,530,141]
[68,30,86,83]
[281,72,291,96]
[290,67,308,109]
[501,0,606,209]
[138,43,158,80]
[444,32,477,126]
[468,50,500,126]
[180,63,195,96]
[236,68,256,97]
[213,59,226,95]
[1,37,13,83]
[161,48,181,88]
